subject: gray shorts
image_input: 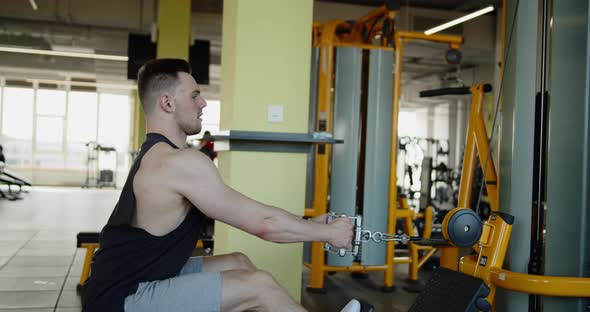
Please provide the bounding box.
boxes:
[124,257,222,312]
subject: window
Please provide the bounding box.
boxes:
[398,111,418,137]
[37,89,66,116]
[98,94,131,146]
[1,87,34,167]
[66,92,98,169]
[35,89,66,168]
[2,87,34,140]
[0,82,134,182]
[98,93,131,171]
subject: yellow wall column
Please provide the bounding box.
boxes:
[131,91,146,151]
[217,0,313,301]
[157,0,191,60]
[133,0,192,150]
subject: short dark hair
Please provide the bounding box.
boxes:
[137,59,192,114]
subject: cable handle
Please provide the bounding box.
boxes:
[324,213,362,257]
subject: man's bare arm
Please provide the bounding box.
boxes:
[166,149,352,248]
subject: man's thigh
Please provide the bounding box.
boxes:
[124,271,222,312]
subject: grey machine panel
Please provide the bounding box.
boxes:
[327,47,362,266]
[361,49,393,266]
[544,0,590,310]
[304,47,319,263]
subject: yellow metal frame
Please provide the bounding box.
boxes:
[79,243,99,287]
[385,30,463,288]
[438,84,499,270]
[459,211,590,306]
[304,5,463,290]
[448,84,590,305]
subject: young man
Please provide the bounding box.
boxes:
[0,145,5,163]
[81,59,357,312]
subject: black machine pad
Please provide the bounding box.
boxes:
[409,267,490,312]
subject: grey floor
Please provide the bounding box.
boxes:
[0,187,428,312]
[0,187,117,312]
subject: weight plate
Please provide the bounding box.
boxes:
[446,209,482,247]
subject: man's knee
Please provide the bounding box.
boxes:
[228,252,256,271]
[250,270,280,293]
[220,270,282,311]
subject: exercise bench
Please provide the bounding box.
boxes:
[76,232,214,292]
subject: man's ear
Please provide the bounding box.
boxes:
[158,92,175,113]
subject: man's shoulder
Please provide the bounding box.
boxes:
[161,147,210,174]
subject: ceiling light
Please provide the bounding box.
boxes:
[0,46,128,61]
[424,6,494,35]
[29,0,38,10]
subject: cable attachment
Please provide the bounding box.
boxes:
[323,213,419,257]
[323,213,363,257]
[360,231,412,243]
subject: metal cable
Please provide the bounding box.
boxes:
[475,0,520,216]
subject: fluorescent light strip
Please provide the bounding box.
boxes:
[29,0,38,10]
[425,6,495,35]
[0,46,128,61]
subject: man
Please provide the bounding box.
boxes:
[198,130,217,160]
[82,59,358,312]
[0,145,5,163]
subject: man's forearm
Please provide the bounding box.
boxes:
[256,209,332,243]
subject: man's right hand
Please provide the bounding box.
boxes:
[326,217,354,249]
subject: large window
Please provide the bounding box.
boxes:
[98,94,131,146]
[66,91,98,169]
[35,89,66,168]
[0,83,133,177]
[97,93,131,171]
[1,87,34,167]
[2,87,34,140]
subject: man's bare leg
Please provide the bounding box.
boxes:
[200,253,364,312]
[201,253,305,311]
[220,269,306,312]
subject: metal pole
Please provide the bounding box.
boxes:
[529,0,550,310]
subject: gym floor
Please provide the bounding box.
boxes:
[0,187,426,311]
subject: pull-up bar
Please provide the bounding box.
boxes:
[419,84,492,98]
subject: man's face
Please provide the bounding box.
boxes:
[173,72,207,135]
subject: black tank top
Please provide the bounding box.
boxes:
[82,133,207,312]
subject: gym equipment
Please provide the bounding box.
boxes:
[0,163,32,200]
[324,213,419,257]
[325,208,482,257]
[82,142,118,189]
[413,82,590,306]
[304,2,463,292]
[445,48,463,65]
[372,205,589,308]
[409,267,491,312]
[419,83,497,269]
[458,209,590,306]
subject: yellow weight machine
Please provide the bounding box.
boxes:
[415,84,590,309]
[304,3,463,291]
